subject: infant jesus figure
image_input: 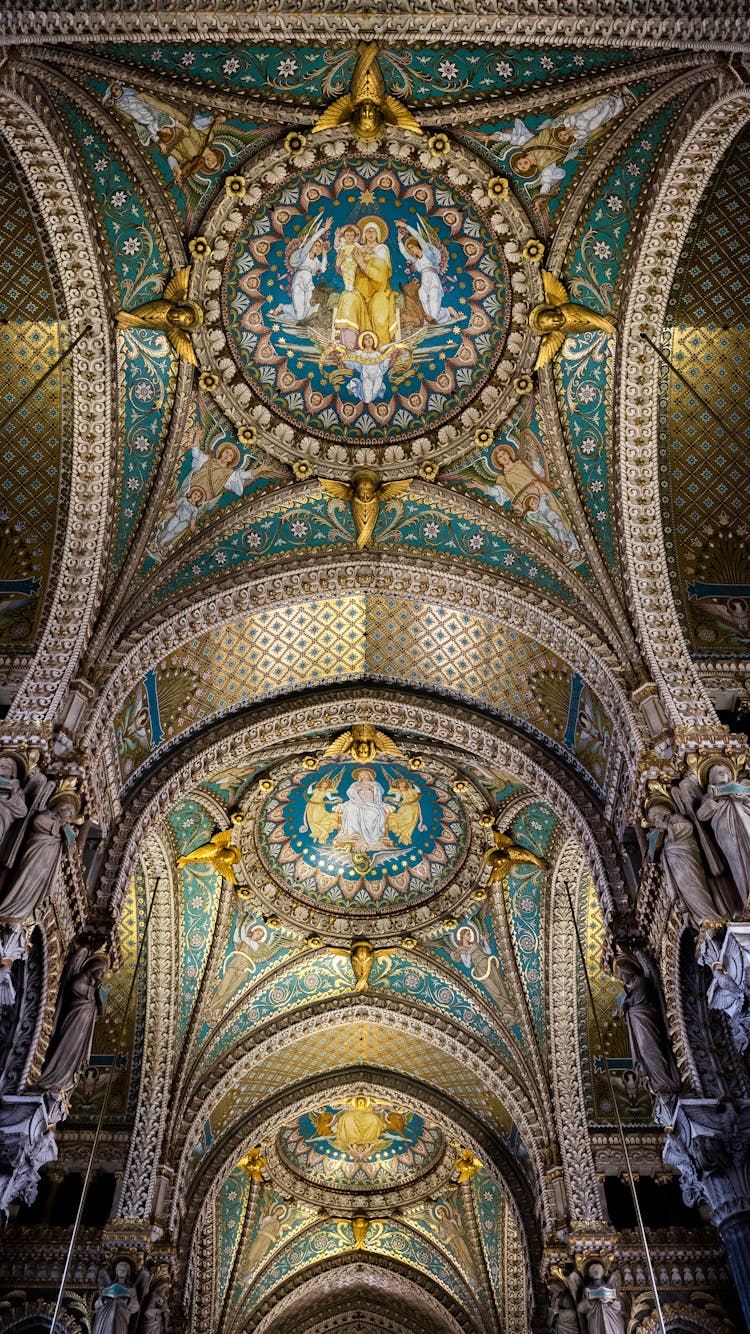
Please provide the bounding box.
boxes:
[335,223,362,292]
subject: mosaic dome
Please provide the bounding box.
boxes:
[276,1096,445,1193]
[248,753,470,938]
[195,132,535,475]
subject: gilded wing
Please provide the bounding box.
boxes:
[351,42,384,102]
[379,480,410,502]
[211,828,233,848]
[167,328,198,365]
[320,478,353,502]
[351,495,379,548]
[564,301,616,336]
[534,330,566,370]
[541,270,569,307]
[311,94,354,134]
[323,730,354,758]
[164,265,192,303]
[382,94,423,136]
[373,729,404,758]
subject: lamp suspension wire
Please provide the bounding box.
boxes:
[0,323,92,435]
[49,874,162,1333]
[560,876,668,1334]
[640,330,727,435]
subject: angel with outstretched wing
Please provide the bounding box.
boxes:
[269,216,331,324]
[395,217,457,326]
[320,470,409,548]
[116,266,202,364]
[530,269,615,369]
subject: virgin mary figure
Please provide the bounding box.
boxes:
[333,217,399,350]
[334,768,391,851]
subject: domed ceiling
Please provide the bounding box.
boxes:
[2,22,743,1334]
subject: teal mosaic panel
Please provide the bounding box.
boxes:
[168,797,222,1043]
[216,1166,250,1310]
[147,489,582,611]
[89,44,648,103]
[472,1169,503,1304]
[558,94,688,572]
[52,92,176,574]
[82,73,276,228]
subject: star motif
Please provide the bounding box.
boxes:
[360,189,376,204]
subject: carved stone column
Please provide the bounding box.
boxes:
[663,1098,750,1332]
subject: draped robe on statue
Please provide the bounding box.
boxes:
[333,219,398,347]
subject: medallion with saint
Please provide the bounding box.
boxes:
[223,158,509,442]
[277,1096,443,1190]
[256,757,467,910]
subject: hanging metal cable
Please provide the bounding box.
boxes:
[561,875,668,1334]
[0,324,92,435]
[640,330,728,435]
[49,875,162,1333]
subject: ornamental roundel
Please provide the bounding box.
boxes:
[277,1097,443,1191]
[193,131,538,477]
[240,748,485,945]
[260,1088,459,1211]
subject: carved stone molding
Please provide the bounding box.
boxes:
[617,88,750,728]
[0,72,114,724]
[1,3,748,50]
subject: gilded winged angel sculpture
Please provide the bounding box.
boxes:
[116,266,203,365]
[529,270,615,369]
[453,1147,483,1183]
[483,831,546,886]
[320,470,409,549]
[312,42,422,142]
[330,940,393,992]
[323,723,404,763]
[176,814,244,883]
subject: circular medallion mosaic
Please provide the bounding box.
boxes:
[223,161,507,444]
[255,757,467,911]
[195,133,536,475]
[276,1096,444,1192]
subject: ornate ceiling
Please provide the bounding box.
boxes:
[1,20,748,1334]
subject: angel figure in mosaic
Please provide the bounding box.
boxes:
[484,831,546,887]
[177,814,244,883]
[116,266,202,365]
[487,432,583,566]
[396,218,459,326]
[530,270,615,369]
[269,215,331,324]
[320,469,409,548]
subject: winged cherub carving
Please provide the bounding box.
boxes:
[529,270,615,369]
[116,266,203,364]
[176,813,244,883]
[312,42,422,142]
[330,940,393,992]
[323,723,404,764]
[321,469,409,549]
[453,1147,483,1183]
[484,831,546,887]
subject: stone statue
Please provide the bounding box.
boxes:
[697,764,750,904]
[549,1271,582,1334]
[137,1272,171,1333]
[572,1262,625,1334]
[0,923,28,1008]
[36,948,108,1091]
[0,1092,62,1223]
[614,954,680,1095]
[647,802,726,925]
[0,757,27,845]
[92,1259,141,1334]
[0,785,81,921]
